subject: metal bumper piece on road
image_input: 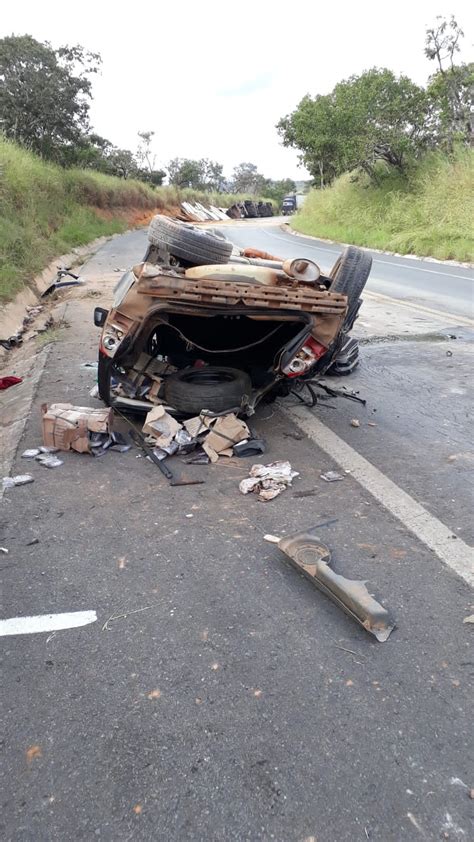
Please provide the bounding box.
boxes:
[278,531,395,642]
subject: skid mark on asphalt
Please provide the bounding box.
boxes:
[0,610,97,636]
[283,406,474,587]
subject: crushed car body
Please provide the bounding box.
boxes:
[94,216,372,416]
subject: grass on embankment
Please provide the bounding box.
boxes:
[292,149,474,262]
[0,138,274,303]
[0,139,159,303]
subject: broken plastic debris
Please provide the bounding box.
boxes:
[463,615,474,624]
[264,534,281,543]
[22,448,41,458]
[320,471,344,482]
[233,438,266,457]
[175,429,194,447]
[182,448,210,465]
[350,419,360,428]
[3,474,34,489]
[0,547,9,554]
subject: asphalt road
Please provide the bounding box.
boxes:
[226,222,474,320]
[1,226,473,841]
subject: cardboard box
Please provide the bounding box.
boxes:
[41,404,113,454]
[142,405,182,447]
[202,413,249,462]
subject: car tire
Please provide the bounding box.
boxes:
[164,366,251,415]
[329,246,372,331]
[148,215,233,265]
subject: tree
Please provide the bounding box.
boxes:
[106,148,138,179]
[277,94,344,187]
[277,69,430,184]
[167,157,225,190]
[425,16,473,146]
[232,162,266,194]
[263,178,297,204]
[0,34,101,162]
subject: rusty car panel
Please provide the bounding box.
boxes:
[278,531,395,642]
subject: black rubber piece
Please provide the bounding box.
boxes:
[164,366,251,414]
[148,216,233,266]
[98,352,112,405]
[329,246,372,331]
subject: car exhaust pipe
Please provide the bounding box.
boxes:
[278,531,395,642]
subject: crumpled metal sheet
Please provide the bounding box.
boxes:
[278,531,395,642]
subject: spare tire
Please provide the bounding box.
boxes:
[329,246,372,331]
[165,367,251,414]
[148,216,233,265]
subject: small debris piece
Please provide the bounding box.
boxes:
[26,538,40,546]
[89,384,99,398]
[350,419,360,428]
[368,422,377,427]
[0,547,9,554]
[147,689,161,700]
[36,454,63,468]
[320,471,344,482]
[38,446,60,454]
[469,789,474,800]
[133,804,142,815]
[3,474,34,489]
[26,745,42,764]
[264,534,281,544]
[0,376,22,390]
[293,489,318,498]
[117,557,127,570]
[463,615,474,624]
[22,449,41,458]
[239,461,299,501]
[233,438,266,457]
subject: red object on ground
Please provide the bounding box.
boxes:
[0,376,23,390]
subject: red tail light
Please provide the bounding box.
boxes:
[281,337,327,378]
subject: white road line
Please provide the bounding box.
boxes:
[261,229,474,281]
[282,406,474,588]
[0,610,97,637]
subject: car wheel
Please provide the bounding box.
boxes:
[148,216,233,266]
[329,246,372,331]
[164,367,251,415]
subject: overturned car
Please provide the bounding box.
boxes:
[94,216,372,416]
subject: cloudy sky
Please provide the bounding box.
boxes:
[2,0,472,180]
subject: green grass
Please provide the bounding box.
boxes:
[0,137,275,303]
[292,149,474,262]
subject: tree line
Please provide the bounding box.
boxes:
[277,16,472,187]
[0,35,296,202]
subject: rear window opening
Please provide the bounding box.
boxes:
[145,313,308,388]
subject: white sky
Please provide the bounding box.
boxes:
[2,0,473,180]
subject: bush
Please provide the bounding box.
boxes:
[292,148,474,262]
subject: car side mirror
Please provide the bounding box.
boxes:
[94,307,109,327]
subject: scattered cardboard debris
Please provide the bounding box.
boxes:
[42,403,112,454]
